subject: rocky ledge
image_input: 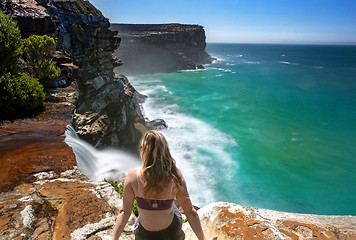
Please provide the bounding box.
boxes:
[0,84,78,193]
[1,167,355,239]
[109,23,214,75]
[184,202,356,239]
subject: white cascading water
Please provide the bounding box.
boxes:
[64,125,141,182]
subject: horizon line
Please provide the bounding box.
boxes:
[206,41,356,46]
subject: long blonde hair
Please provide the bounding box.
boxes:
[139,130,183,197]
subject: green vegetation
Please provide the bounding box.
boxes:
[0,73,45,119]
[53,0,103,16]
[0,11,22,76]
[22,34,60,88]
[105,180,139,217]
[0,11,61,120]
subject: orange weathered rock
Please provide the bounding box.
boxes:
[0,168,133,240]
[0,85,77,193]
[183,202,356,240]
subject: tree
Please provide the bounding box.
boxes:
[22,34,60,87]
[0,10,22,75]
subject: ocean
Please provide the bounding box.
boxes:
[128,43,356,215]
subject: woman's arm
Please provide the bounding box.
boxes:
[176,175,206,240]
[112,170,136,240]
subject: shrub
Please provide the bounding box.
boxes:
[0,11,22,75]
[0,73,45,120]
[22,34,56,63]
[35,59,61,88]
[22,35,60,87]
[105,180,139,217]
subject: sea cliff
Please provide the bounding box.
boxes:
[1,0,144,151]
[0,1,355,239]
[109,23,214,75]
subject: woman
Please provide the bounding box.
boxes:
[112,130,206,240]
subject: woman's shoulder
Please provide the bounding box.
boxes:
[176,169,184,181]
[126,168,140,182]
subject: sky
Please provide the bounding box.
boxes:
[89,0,356,44]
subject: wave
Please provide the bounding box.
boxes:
[179,68,206,72]
[278,61,300,66]
[244,61,260,65]
[130,76,238,206]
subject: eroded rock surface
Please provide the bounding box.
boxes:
[0,168,135,240]
[183,202,356,240]
[0,85,78,193]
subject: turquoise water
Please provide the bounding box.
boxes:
[129,43,356,215]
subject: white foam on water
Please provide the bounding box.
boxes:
[180,68,206,73]
[278,61,300,66]
[130,76,238,207]
[244,61,260,65]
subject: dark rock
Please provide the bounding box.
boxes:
[146,119,168,130]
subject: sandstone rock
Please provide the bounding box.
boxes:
[183,202,356,240]
[0,85,77,193]
[0,167,135,240]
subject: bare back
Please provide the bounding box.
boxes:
[129,168,177,231]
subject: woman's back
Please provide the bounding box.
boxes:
[129,168,177,231]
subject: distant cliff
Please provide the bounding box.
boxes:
[109,23,214,75]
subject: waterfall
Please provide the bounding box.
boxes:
[64,125,141,182]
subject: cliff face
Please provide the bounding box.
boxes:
[45,2,144,151]
[109,23,214,75]
[1,0,144,151]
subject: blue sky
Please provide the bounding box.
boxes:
[89,0,356,44]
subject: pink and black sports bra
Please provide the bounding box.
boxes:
[136,168,174,210]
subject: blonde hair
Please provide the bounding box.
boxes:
[139,130,183,197]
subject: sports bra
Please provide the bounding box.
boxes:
[136,168,174,210]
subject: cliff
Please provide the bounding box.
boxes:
[109,23,214,75]
[1,0,145,151]
[46,1,145,151]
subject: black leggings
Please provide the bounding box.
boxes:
[134,213,185,240]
